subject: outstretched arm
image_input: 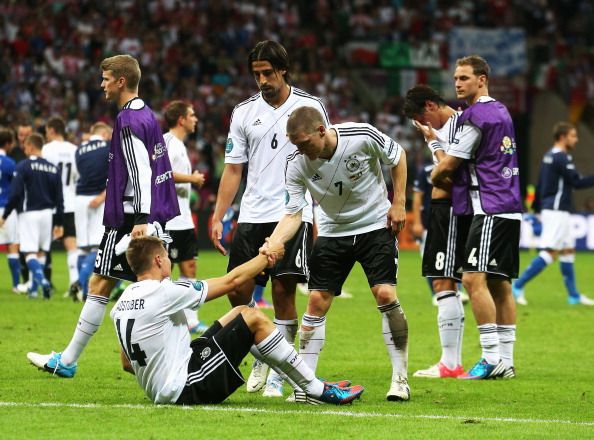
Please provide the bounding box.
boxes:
[204,252,279,302]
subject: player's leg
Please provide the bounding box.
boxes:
[356,228,409,400]
[1,209,21,293]
[299,235,352,374]
[490,277,517,378]
[416,202,467,378]
[62,212,80,289]
[244,307,363,404]
[559,239,594,305]
[460,216,518,380]
[226,223,266,308]
[27,216,137,377]
[262,222,311,397]
[513,209,562,304]
[226,223,272,391]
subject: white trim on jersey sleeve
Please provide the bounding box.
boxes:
[447,122,481,160]
[121,127,152,214]
[158,279,208,314]
[365,124,403,166]
[284,156,309,215]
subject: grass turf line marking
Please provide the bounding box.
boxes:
[1,401,593,427]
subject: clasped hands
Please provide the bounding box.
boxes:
[259,238,285,268]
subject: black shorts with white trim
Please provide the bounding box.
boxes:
[422,199,472,281]
[462,214,520,279]
[176,315,253,405]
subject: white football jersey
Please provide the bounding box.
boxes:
[225,87,330,223]
[42,140,78,213]
[110,278,208,404]
[285,123,403,237]
[164,132,194,230]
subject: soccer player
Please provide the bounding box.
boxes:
[513,122,594,306]
[429,55,521,380]
[162,100,208,333]
[404,85,470,378]
[0,127,20,293]
[261,105,410,401]
[9,123,31,163]
[42,116,79,292]
[27,54,179,377]
[71,122,111,301]
[0,133,63,299]
[210,40,329,398]
[110,236,364,406]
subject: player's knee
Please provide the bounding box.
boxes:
[373,285,397,305]
[432,278,456,293]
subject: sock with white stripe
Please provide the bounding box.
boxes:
[497,325,516,369]
[61,295,109,365]
[299,314,326,373]
[251,329,323,398]
[67,250,80,285]
[436,290,464,369]
[515,251,552,289]
[266,319,298,384]
[478,323,499,365]
[379,301,408,380]
[7,253,21,288]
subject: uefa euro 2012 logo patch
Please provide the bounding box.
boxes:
[225,138,233,153]
[500,136,516,155]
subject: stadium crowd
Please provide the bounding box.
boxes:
[2,1,594,200]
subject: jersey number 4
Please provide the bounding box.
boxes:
[116,318,148,366]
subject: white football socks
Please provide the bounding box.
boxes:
[61,295,109,365]
[251,329,323,397]
[299,314,326,373]
[436,290,465,369]
[497,325,516,368]
[478,323,499,365]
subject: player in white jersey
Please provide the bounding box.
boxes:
[404,85,469,379]
[42,116,80,291]
[110,236,364,405]
[210,41,330,397]
[261,106,410,401]
[163,100,207,334]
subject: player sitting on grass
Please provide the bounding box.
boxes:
[110,236,364,405]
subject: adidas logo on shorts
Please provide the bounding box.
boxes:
[252,119,262,126]
[113,264,124,271]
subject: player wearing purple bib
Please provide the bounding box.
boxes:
[28,55,179,378]
[428,55,520,380]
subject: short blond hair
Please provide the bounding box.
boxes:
[100,55,141,91]
[126,236,166,275]
[286,106,326,136]
[90,121,112,137]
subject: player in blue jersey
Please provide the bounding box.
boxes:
[69,122,111,301]
[0,133,64,299]
[513,122,594,306]
[0,128,21,293]
[27,54,179,378]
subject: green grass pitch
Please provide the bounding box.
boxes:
[1,250,593,438]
